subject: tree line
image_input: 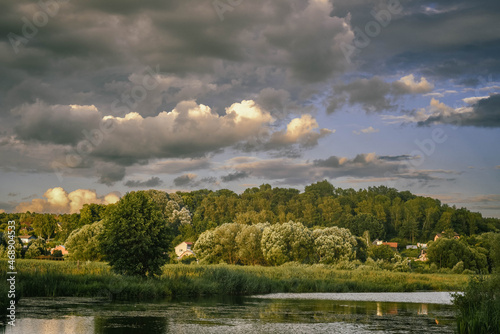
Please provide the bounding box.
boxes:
[1,182,500,276]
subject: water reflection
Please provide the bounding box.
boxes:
[94,316,168,334]
[1,294,456,334]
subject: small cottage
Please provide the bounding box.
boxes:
[19,235,37,244]
[175,241,195,259]
[50,245,69,256]
[382,242,398,250]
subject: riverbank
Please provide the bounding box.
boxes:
[1,260,469,302]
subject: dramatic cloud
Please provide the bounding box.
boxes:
[124,176,163,188]
[87,100,270,163]
[15,187,121,214]
[173,174,198,187]
[97,163,126,186]
[382,95,500,127]
[0,0,499,217]
[329,75,434,113]
[267,114,334,148]
[221,171,249,183]
[12,101,102,145]
[223,153,456,186]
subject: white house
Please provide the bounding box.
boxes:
[175,241,195,259]
[19,235,37,244]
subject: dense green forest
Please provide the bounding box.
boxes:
[1,181,499,247]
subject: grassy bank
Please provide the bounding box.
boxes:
[1,260,469,303]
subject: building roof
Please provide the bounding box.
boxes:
[19,235,36,239]
[382,242,398,248]
[176,241,193,247]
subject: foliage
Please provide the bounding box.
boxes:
[345,213,385,240]
[32,214,58,239]
[368,244,395,261]
[0,260,469,304]
[79,204,106,226]
[65,220,104,261]
[261,221,313,265]
[24,238,48,259]
[312,226,357,264]
[52,249,63,257]
[193,229,217,264]
[453,275,500,333]
[236,223,269,265]
[100,191,172,277]
[9,182,500,255]
[427,238,488,273]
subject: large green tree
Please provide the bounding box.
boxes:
[65,220,104,261]
[236,223,269,265]
[32,214,58,239]
[100,191,171,277]
[261,221,313,265]
[427,237,488,272]
[312,226,357,264]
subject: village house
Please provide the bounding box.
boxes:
[19,235,36,245]
[434,231,459,242]
[372,239,398,250]
[382,242,398,250]
[50,245,69,256]
[175,241,195,259]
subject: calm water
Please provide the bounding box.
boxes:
[1,293,457,333]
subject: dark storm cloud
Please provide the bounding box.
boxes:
[418,94,500,127]
[328,75,433,113]
[333,0,500,80]
[12,101,102,145]
[173,174,197,187]
[124,176,163,188]
[97,163,126,186]
[221,171,249,183]
[0,0,498,189]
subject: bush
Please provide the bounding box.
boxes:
[52,250,63,257]
[453,261,465,274]
[453,275,500,333]
[179,255,197,264]
[368,245,395,261]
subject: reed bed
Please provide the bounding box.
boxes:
[0,260,468,306]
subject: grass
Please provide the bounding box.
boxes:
[453,274,500,334]
[0,260,469,309]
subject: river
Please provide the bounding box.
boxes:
[1,292,458,333]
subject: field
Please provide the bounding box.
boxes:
[0,259,469,303]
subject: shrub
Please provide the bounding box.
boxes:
[453,275,500,333]
[453,261,465,274]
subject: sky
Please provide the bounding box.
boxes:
[0,0,499,217]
